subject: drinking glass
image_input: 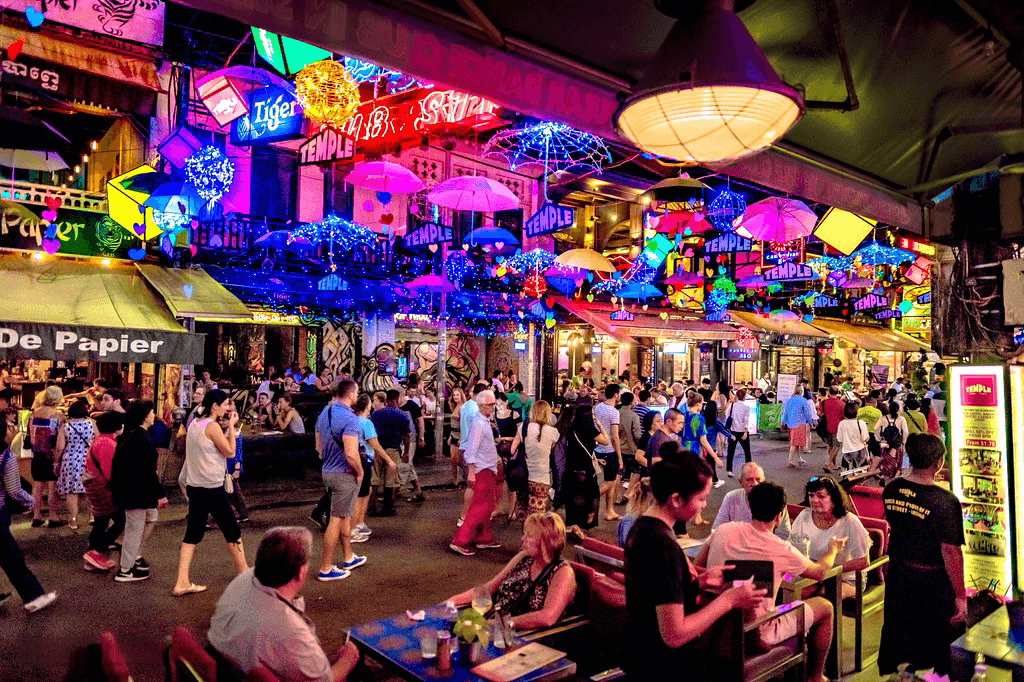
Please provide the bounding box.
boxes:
[471,585,492,615]
[419,634,437,659]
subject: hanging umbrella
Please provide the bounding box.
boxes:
[853,241,915,266]
[505,248,556,273]
[736,274,768,288]
[554,248,616,273]
[617,282,662,300]
[664,271,704,288]
[254,231,314,250]
[405,273,456,293]
[463,226,520,247]
[345,161,425,194]
[0,107,70,152]
[142,182,202,214]
[427,176,519,212]
[120,171,173,193]
[842,277,878,289]
[770,310,800,320]
[642,174,709,211]
[0,149,67,172]
[739,197,817,243]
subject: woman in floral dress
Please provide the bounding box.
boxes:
[55,399,95,529]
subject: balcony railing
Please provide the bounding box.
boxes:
[0,180,107,213]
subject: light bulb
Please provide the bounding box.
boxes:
[74,165,80,173]
[90,141,98,151]
[32,252,43,260]
[82,155,89,163]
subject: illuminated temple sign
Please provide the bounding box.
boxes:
[404,222,452,247]
[875,308,902,320]
[705,232,752,253]
[610,309,634,321]
[763,261,814,282]
[524,202,574,238]
[813,294,839,308]
[298,127,356,166]
[853,293,888,311]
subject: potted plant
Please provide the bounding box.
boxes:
[452,607,490,665]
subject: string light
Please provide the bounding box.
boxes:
[482,121,612,173]
[90,141,98,151]
[294,214,377,254]
[707,189,746,231]
[153,210,191,234]
[294,60,360,127]
[505,248,555,273]
[852,242,915,266]
[185,146,235,202]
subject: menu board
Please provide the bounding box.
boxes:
[950,366,1012,596]
[1008,366,1024,592]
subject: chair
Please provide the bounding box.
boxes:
[245,667,282,682]
[703,601,808,682]
[786,503,806,524]
[848,484,885,520]
[573,537,625,584]
[97,631,132,682]
[841,516,890,673]
[167,627,218,682]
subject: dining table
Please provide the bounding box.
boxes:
[349,604,577,682]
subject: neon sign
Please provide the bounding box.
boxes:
[524,202,574,238]
[231,86,305,145]
[298,127,356,166]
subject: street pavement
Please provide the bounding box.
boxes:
[0,433,884,681]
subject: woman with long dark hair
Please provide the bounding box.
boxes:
[562,404,609,528]
[172,389,247,597]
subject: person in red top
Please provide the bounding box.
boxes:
[821,388,846,472]
[82,412,125,572]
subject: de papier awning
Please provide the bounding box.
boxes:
[0,321,204,364]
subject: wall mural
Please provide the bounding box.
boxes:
[486,336,519,383]
[322,320,361,380]
[405,335,483,396]
[361,342,400,393]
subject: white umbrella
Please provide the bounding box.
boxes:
[0,149,68,172]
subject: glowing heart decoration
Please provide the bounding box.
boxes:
[7,40,24,60]
[683,248,695,257]
[128,248,146,261]
[45,196,61,210]
[133,223,146,237]
[376,191,392,204]
[209,234,223,248]
[642,304,649,311]
[609,325,617,332]
[42,238,60,254]
[42,209,56,222]
[191,219,199,230]
[427,244,438,253]
[409,204,420,215]
[586,294,594,302]
[189,244,197,256]
[183,284,194,300]
[494,241,505,250]
[45,225,57,239]
[25,7,44,27]
[660,312,669,320]
[380,213,394,225]
[362,200,374,212]
[545,318,556,329]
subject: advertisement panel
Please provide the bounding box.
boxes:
[950,366,1012,597]
[1007,366,1024,592]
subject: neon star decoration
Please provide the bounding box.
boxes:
[184,146,235,203]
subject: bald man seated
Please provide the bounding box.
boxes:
[711,462,791,540]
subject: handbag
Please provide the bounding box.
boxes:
[224,472,235,495]
[725,401,734,430]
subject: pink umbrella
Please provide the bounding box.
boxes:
[664,271,703,287]
[770,310,800,320]
[405,274,456,293]
[738,197,817,243]
[346,161,425,194]
[737,274,768,288]
[427,176,520,212]
[842,277,877,289]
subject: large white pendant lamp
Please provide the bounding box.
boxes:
[615,0,804,164]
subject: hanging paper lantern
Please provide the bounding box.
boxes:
[706,189,746,231]
[523,273,547,299]
[294,60,360,127]
[185,146,235,202]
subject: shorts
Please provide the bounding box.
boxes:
[322,471,359,518]
[823,432,837,447]
[760,601,813,646]
[358,459,372,497]
[596,454,620,481]
[372,449,401,488]
[788,424,807,448]
[184,485,241,544]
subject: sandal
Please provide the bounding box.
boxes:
[171,584,208,597]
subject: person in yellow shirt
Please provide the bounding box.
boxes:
[857,396,883,459]
[902,396,927,435]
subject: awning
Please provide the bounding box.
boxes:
[807,319,928,353]
[554,297,636,344]
[136,265,252,321]
[0,255,205,363]
[554,297,738,341]
[729,310,831,349]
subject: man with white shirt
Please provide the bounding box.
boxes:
[450,390,502,556]
[712,463,790,539]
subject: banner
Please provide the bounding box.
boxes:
[9,0,166,47]
[869,364,889,391]
[0,201,132,259]
[0,322,205,364]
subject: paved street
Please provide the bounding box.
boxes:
[0,433,883,681]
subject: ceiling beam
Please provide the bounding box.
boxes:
[453,0,505,48]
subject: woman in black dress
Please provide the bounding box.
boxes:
[562,405,609,528]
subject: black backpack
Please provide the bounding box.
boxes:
[880,417,904,450]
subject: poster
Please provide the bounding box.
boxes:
[776,373,798,405]
[1008,366,1024,592]
[950,366,1012,597]
[9,0,166,46]
[870,365,889,391]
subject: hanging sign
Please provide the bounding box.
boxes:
[231,85,305,145]
[853,293,888,311]
[725,341,756,361]
[812,294,839,308]
[7,0,166,47]
[298,127,356,166]
[610,309,634,321]
[760,239,805,267]
[0,322,203,364]
[404,222,452,247]
[524,202,574,238]
[763,261,814,282]
[704,232,752,253]
[874,308,902,320]
[0,201,131,259]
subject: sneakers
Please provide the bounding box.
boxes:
[456,517,464,527]
[727,471,734,478]
[309,513,327,530]
[355,524,371,535]
[341,555,367,570]
[114,566,150,582]
[45,520,66,529]
[713,480,725,489]
[236,515,249,522]
[476,541,503,549]
[83,551,115,571]
[351,533,369,543]
[108,542,122,552]
[31,519,44,528]
[406,493,426,503]
[134,557,150,571]
[449,543,476,556]
[24,592,57,613]
[317,566,351,582]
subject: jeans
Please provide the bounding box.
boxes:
[726,431,752,472]
[88,511,125,553]
[0,506,44,603]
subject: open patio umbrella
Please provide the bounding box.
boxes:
[0,149,68,172]
[739,197,817,243]
[345,161,425,194]
[554,248,615,273]
[463,226,519,247]
[253,231,313,250]
[405,273,456,293]
[427,176,519,212]
[0,107,70,152]
[853,241,915,265]
[142,182,202,215]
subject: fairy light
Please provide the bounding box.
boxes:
[482,121,612,173]
[185,146,235,202]
[852,241,915,266]
[707,189,746,231]
[153,210,191,234]
[294,60,360,127]
[294,214,377,254]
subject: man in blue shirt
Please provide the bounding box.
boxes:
[314,379,366,582]
[370,390,412,516]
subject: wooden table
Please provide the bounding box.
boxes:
[350,605,576,682]
[951,606,1024,682]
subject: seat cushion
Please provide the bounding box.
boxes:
[744,639,801,680]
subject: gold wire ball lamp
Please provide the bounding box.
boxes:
[294,60,361,127]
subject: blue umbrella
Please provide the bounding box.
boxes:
[142,182,202,214]
[617,282,662,301]
[463,226,520,247]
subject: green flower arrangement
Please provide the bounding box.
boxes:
[453,607,490,647]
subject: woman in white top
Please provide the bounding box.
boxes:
[874,400,910,457]
[725,388,752,476]
[835,401,870,469]
[172,389,248,597]
[510,401,559,516]
[274,395,305,433]
[789,476,871,599]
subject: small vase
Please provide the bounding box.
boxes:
[458,640,485,666]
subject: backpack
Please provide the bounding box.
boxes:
[880,417,903,450]
[29,417,57,458]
